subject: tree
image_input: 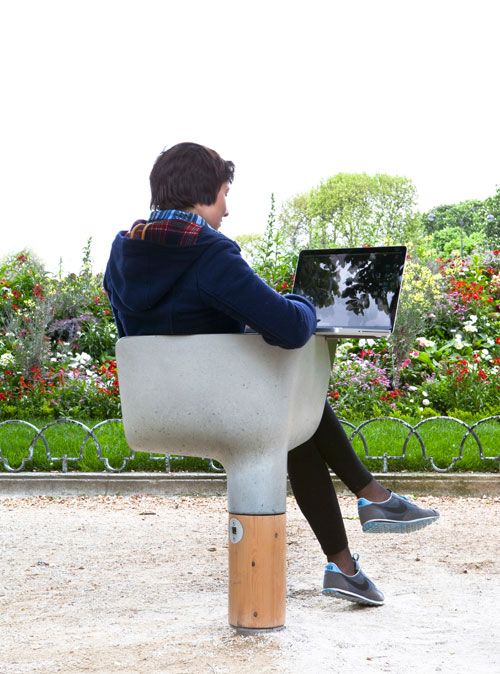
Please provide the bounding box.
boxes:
[484,187,500,245]
[233,233,262,266]
[278,192,314,249]
[431,226,486,257]
[422,194,499,255]
[422,199,485,235]
[278,173,421,251]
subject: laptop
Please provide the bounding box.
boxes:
[292,246,407,338]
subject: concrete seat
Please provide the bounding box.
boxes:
[116,333,330,632]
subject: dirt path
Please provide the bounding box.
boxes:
[0,493,498,674]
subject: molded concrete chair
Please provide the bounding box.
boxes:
[116,333,330,633]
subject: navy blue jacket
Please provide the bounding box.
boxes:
[104,218,317,349]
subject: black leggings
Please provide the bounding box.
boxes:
[287,401,373,556]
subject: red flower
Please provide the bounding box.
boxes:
[493,250,500,255]
[32,284,45,299]
[497,337,500,344]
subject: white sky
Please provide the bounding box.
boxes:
[1,0,499,275]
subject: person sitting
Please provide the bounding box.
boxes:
[104,142,439,606]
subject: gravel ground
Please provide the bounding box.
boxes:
[0,493,499,674]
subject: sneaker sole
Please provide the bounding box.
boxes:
[362,515,440,534]
[322,588,384,606]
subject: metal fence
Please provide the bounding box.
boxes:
[1,415,499,474]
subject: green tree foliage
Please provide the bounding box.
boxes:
[423,200,484,234]
[233,233,262,266]
[484,187,500,244]
[431,226,486,257]
[279,173,420,250]
[422,195,499,255]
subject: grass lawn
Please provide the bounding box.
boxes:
[344,416,500,473]
[0,415,499,473]
[0,418,213,473]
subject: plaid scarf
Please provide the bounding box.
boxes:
[126,210,206,246]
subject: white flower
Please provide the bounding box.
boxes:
[408,385,417,392]
[463,324,477,333]
[416,337,435,348]
[71,352,92,366]
[422,399,430,406]
[422,391,428,397]
[0,352,15,367]
[469,314,478,323]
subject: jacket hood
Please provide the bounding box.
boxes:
[104,227,230,314]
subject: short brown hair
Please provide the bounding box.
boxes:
[149,142,235,210]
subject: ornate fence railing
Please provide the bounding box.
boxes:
[1,415,499,474]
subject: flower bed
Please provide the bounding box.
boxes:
[328,250,500,420]
[0,249,121,420]
[1,247,500,425]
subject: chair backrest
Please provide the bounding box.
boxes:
[116,334,330,514]
[116,334,330,460]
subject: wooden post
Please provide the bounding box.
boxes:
[228,513,286,632]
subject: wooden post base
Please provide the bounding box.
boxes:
[228,513,286,632]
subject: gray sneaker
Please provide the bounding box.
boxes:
[322,554,384,606]
[358,491,440,533]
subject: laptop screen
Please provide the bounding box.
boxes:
[292,246,407,333]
